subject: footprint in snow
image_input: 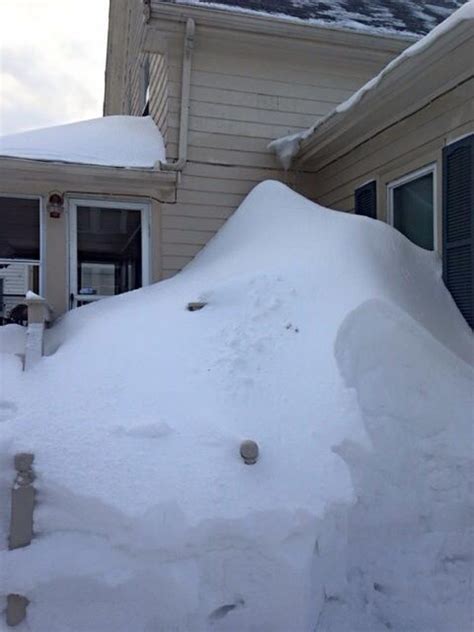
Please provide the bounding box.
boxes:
[0,401,17,423]
[209,598,245,623]
[114,422,173,439]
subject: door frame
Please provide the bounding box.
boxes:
[68,198,151,309]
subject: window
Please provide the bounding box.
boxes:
[0,196,42,321]
[388,165,436,251]
[69,200,150,308]
[141,56,150,116]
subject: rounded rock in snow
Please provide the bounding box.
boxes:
[240,440,259,465]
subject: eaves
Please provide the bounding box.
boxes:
[296,18,474,170]
[148,0,415,58]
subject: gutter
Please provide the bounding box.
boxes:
[270,9,474,171]
[158,18,195,172]
[149,1,415,51]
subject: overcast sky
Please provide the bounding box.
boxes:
[0,0,109,136]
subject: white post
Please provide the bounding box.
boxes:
[24,293,51,371]
[6,453,35,627]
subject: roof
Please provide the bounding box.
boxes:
[269,0,474,168]
[0,116,166,169]
[161,0,467,37]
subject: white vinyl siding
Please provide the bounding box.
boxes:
[299,78,474,217]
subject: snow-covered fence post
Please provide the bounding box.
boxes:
[6,453,35,627]
[6,596,29,628]
[24,293,51,371]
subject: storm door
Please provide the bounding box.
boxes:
[69,200,150,308]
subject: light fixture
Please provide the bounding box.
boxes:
[47,192,64,218]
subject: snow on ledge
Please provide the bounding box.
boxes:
[0,116,166,169]
[269,0,474,169]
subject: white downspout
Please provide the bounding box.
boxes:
[159,18,195,172]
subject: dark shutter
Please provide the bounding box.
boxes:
[355,180,377,218]
[442,134,474,328]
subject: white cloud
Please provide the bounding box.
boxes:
[0,0,109,135]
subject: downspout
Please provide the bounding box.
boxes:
[159,18,195,172]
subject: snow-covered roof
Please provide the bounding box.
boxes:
[270,0,474,168]
[0,116,166,169]
[162,0,466,37]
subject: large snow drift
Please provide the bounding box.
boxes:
[0,181,472,631]
[0,116,166,168]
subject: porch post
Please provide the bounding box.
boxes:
[6,453,35,626]
[24,293,51,370]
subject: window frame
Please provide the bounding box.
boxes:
[68,198,151,309]
[387,163,438,252]
[0,193,45,297]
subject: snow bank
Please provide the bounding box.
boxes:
[0,324,25,356]
[0,116,166,168]
[0,181,472,630]
[270,1,474,168]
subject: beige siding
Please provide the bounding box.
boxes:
[298,77,474,245]
[123,1,146,115]
[149,53,169,145]
[148,22,400,277]
[118,6,170,141]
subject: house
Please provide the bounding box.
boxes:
[0,0,469,324]
[270,1,474,328]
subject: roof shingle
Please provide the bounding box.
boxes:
[162,0,466,36]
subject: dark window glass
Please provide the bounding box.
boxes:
[142,57,150,115]
[76,206,142,297]
[393,173,434,250]
[0,197,40,260]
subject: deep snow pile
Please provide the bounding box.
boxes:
[0,116,166,168]
[0,181,472,631]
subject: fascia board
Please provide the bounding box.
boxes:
[149,1,415,53]
[0,157,177,197]
[298,20,474,168]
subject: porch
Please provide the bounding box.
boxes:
[0,116,176,323]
